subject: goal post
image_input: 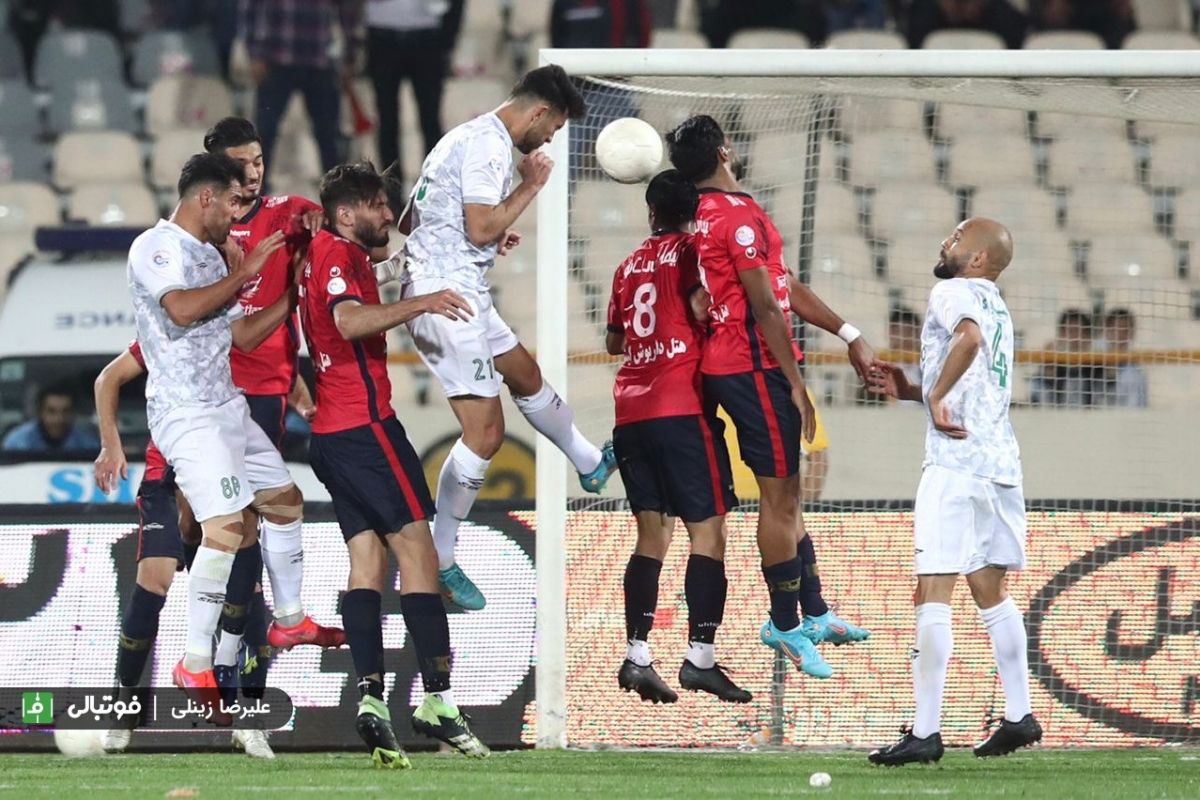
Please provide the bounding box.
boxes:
[534,48,1200,749]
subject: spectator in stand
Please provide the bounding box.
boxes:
[7,0,120,77]
[906,0,1027,49]
[697,0,830,48]
[367,0,463,182]
[1100,307,1148,408]
[240,0,364,176]
[2,387,99,453]
[825,0,887,33]
[1030,0,1135,49]
[1030,308,1101,407]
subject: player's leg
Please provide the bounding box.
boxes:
[213,508,262,704]
[795,513,870,645]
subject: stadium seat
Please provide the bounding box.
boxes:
[442,78,510,128]
[145,75,235,137]
[1024,31,1105,50]
[825,30,907,49]
[1035,112,1130,141]
[1171,190,1200,240]
[808,233,876,282]
[0,30,25,81]
[1147,134,1200,188]
[1001,277,1095,348]
[508,0,552,36]
[0,136,50,182]
[118,0,153,35]
[921,30,1005,50]
[0,230,36,297]
[0,182,60,231]
[885,232,959,286]
[1131,0,1191,31]
[849,131,938,186]
[650,29,709,48]
[767,182,862,237]
[870,184,959,240]
[970,185,1061,238]
[1122,31,1200,49]
[747,132,832,185]
[834,96,927,141]
[68,182,160,227]
[1101,277,1195,320]
[150,128,207,191]
[946,133,1037,187]
[935,105,1028,141]
[47,79,137,135]
[33,30,123,89]
[0,81,40,137]
[1045,134,1138,186]
[130,30,222,87]
[805,270,890,352]
[572,180,646,236]
[1135,120,1196,142]
[53,131,144,189]
[1083,234,1181,284]
[1064,183,1156,236]
[728,29,809,49]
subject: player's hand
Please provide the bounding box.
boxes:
[867,360,907,400]
[299,209,324,235]
[929,395,968,440]
[847,336,876,385]
[421,289,475,322]
[94,445,127,493]
[221,237,245,275]
[293,401,316,422]
[518,151,553,190]
[792,384,817,445]
[497,230,521,256]
[240,230,287,280]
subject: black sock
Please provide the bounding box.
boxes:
[797,536,829,617]
[220,544,262,638]
[400,593,452,694]
[685,555,726,645]
[762,557,803,631]
[241,591,271,699]
[623,554,662,642]
[342,588,385,685]
[183,540,200,572]
[357,676,385,701]
[117,585,166,687]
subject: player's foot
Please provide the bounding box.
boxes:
[355,696,412,770]
[172,660,232,726]
[438,564,486,611]
[578,441,617,494]
[678,660,752,703]
[412,695,490,757]
[759,620,833,679]
[102,728,132,753]
[973,714,1043,757]
[868,728,945,766]
[232,728,276,760]
[267,615,346,650]
[801,610,871,646]
[617,660,678,704]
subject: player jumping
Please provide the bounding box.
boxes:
[299,162,487,768]
[867,218,1041,765]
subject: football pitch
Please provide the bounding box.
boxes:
[2,748,1198,799]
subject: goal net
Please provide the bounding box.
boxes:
[530,50,1200,750]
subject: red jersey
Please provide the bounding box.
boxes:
[128,340,167,482]
[299,229,394,434]
[694,189,797,375]
[607,232,705,425]
[229,194,321,396]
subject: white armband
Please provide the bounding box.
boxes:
[837,322,861,344]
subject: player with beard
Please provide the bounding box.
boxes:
[867,218,1040,766]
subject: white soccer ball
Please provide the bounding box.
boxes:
[54,727,107,758]
[809,771,832,789]
[595,117,663,184]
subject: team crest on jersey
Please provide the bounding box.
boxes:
[329,266,342,277]
[745,246,757,258]
[734,225,756,246]
[327,277,347,295]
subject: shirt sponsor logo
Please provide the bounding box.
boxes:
[734,225,755,246]
[327,277,347,296]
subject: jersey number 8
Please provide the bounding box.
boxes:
[632,283,657,337]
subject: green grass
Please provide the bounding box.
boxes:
[2,749,1198,799]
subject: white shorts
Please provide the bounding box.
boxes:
[913,464,1027,575]
[404,277,520,399]
[152,395,293,522]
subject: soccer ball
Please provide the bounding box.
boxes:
[54,727,107,757]
[595,117,664,184]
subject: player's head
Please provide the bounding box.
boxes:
[507,64,587,154]
[177,152,245,245]
[645,169,698,233]
[934,216,1013,281]
[666,114,743,184]
[204,117,265,201]
[1103,307,1136,350]
[319,161,394,249]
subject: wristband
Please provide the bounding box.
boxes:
[837,323,861,344]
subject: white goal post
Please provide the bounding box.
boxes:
[534,48,1200,749]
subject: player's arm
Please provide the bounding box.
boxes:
[231,289,292,352]
[867,361,923,403]
[689,287,710,324]
[463,150,552,248]
[289,376,316,422]
[93,350,145,492]
[160,231,286,326]
[786,274,874,383]
[926,319,982,439]
[332,291,474,341]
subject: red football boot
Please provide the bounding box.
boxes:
[267,615,346,650]
[172,660,233,726]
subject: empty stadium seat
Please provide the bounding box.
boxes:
[1065,183,1157,236]
[0,30,24,81]
[54,131,144,189]
[1122,31,1200,49]
[970,185,1060,238]
[68,183,160,227]
[885,232,952,285]
[808,233,876,282]
[47,79,137,135]
[834,96,927,140]
[946,134,1037,187]
[804,269,890,352]
[1024,31,1105,49]
[748,132,827,185]
[1045,134,1138,186]
[871,184,959,240]
[849,131,938,186]
[145,75,235,137]
[131,30,221,87]
[1172,190,1200,240]
[1131,0,1191,31]
[1002,278,1095,348]
[768,183,861,237]
[935,105,1028,141]
[1035,111,1130,141]
[34,30,123,89]
[442,78,509,128]
[1148,134,1200,187]
[728,29,810,49]
[572,180,646,235]
[0,182,60,231]
[825,30,907,49]
[0,137,50,183]
[150,128,207,191]
[922,30,1005,49]
[0,81,40,138]
[650,29,709,48]
[1084,234,1181,284]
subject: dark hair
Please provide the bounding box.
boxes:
[37,385,72,409]
[1104,307,1135,326]
[177,152,243,198]
[665,115,726,183]
[1058,308,1093,331]
[511,64,586,120]
[645,169,698,231]
[889,306,921,327]
[319,161,385,224]
[203,117,261,154]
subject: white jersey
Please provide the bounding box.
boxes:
[403,111,514,292]
[920,277,1021,485]
[128,219,241,426]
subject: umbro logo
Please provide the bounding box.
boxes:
[143,523,164,531]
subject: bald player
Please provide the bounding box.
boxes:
[866,218,1041,766]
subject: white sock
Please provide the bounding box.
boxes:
[979,597,1032,723]
[626,639,652,667]
[512,382,602,474]
[184,547,235,671]
[214,629,243,668]
[260,517,305,625]
[432,689,456,709]
[912,602,953,739]
[433,439,490,570]
[686,641,715,670]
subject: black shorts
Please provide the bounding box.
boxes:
[309,416,436,542]
[703,368,801,479]
[245,394,289,451]
[613,414,737,523]
[135,478,184,567]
